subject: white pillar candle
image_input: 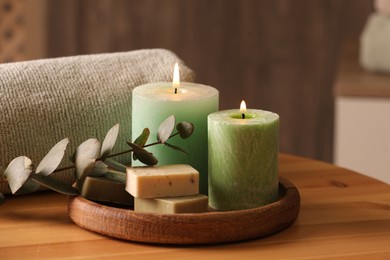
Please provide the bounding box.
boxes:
[208,101,279,211]
[132,64,219,194]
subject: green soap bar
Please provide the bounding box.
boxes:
[135,194,208,214]
[80,174,134,206]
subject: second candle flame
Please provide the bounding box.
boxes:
[173,63,180,94]
[240,100,246,119]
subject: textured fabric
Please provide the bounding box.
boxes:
[360,14,390,73]
[0,49,195,194]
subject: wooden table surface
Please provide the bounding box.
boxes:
[1,154,390,259]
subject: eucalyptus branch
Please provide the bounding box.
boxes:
[108,131,181,158]
[0,115,194,201]
[51,131,181,173]
[52,164,76,173]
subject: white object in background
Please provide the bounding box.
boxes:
[360,13,390,73]
[334,96,390,184]
[375,0,390,16]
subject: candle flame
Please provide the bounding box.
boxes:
[173,63,180,90]
[240,100,247,113]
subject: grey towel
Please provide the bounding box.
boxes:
[0,49,195,194]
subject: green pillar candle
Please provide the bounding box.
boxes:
[132,71,218,195]
[208,107,279,211]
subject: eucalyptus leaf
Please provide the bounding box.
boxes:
[14,178,41,195]
[157,115,175,143]
[73,159,96,191]
[91,161,109,177]
[104,158,127,173]
[4,156,33,194]
[164,142,189,155]
[127,142,158,166]
[73,138,101,180]
[74,159,96,181]
[100,124,120,160]
[0,192,5,205]
[176,121,194,139]
[35,138,69,176]
[31,174,79,196]
[104,170,126,183]
[133,128,150,160]
[134,128,150,147]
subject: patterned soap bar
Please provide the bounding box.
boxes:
[126,164,199,198]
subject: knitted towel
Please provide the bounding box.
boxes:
[0,49,195,194]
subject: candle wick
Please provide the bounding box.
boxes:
[242,113,245,119]
[174,88,177,94]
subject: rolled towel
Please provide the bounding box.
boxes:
[360,13,390,73]
[375,0,390,16]
[0,49,195,194]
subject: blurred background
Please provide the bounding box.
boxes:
[2,0,386,180]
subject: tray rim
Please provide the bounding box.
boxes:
[68,177,300,244]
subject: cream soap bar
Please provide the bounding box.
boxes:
[126,164,199,198]
[80,174,134,206]
[135,194,208,214]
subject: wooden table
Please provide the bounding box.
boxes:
[1,154,390,259]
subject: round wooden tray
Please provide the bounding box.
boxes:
[68,177,300,244]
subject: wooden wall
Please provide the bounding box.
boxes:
[0,0,26,62]
[28,0,374,161]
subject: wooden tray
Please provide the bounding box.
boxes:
[68,177,300,244]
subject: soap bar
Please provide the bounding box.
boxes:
[126,164,199,198]
[80,174,134,206]
[135,194,208,214]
